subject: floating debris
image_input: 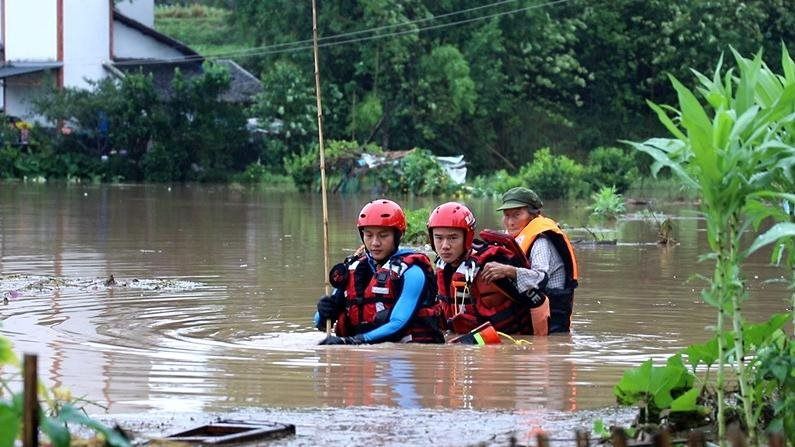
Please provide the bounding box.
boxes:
[0,274,204,297]
[165,421,295,444]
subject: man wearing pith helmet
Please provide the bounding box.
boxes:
[478,187,579,333]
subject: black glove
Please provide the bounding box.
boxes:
[318,334,365,345]
[316,294,344,330]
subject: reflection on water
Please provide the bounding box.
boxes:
[0,184,790,427]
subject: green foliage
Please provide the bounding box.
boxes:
[752,334,795,441]
[31,62,254,182]
[155,4,244,56]
[286,143,454,196]
[415,45,477,140]
[378,149,458,196]
[589,186,626,221]
[468,169,524,197]
[285,139,380,192]
[626,46,795,443]
[403,206,432,246]
[0,334,130,447]
[230,160,294,186]
[518,148,589,200]
[586,147,639,193]
[613,355,696,422]
[251,61,318,170]
[349,93,383,141]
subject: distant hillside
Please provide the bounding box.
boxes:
[154,4,247,60]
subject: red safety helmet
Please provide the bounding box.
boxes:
[357,199,407,233]
[426,202,476,251]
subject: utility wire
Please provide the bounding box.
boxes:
[114,0,571,66]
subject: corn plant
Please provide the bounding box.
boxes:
[626,46,795,445]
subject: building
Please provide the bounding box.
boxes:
[0,0,260,122]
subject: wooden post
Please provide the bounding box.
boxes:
[536,432,549,447]
[768,432,785,447]
[653,427,671,447]
[23,354,39,447]
[727,425,746,447]
[311,0,332,336]
[575,429,590,447]
[611,427,627,447]
[687,430,706,447]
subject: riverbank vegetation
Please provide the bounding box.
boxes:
[615,46,795,445]
[0,334,130,447]
[2,1,794,195]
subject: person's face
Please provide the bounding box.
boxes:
[432,227,466,264]
[502,207,534,237]
[361,226,397,262]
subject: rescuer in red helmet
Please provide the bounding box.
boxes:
[315,199,444,345]
[427,201,550,335]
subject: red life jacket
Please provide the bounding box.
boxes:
[437,230,550,335]
[335,251,444,343]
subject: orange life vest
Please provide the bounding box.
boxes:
[514,216,578,333]
[436,230,550,335]
[335,251,444,343]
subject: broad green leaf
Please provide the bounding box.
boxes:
[746,223,795,256]
[0,403,20,447]
[782,44,795,84]
[670,77,718,183]
[613,358,690,410]
[647,101,687,141]
[681,337,719,371]
[670,387,700,412]
[41,416,71,447]
[742,313,789,349]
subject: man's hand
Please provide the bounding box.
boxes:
[318,334,365,345]
[316,294,344,330]
[480,262,517,284]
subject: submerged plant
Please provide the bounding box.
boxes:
[589,185,626,222]
[626,45,795,445]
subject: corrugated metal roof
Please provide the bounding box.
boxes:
[0,62,62,79]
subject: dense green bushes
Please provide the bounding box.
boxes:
[8,63,258,182]
[470,146,638,200]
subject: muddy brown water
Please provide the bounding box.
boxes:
[0,183,790,445]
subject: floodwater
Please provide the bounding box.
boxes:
[0,183,790,445]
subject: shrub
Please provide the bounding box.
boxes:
[468,169,524,197]
[380,148,458,196]
[586,146,639,193]
[589,185,626,221]
[403,206,433,246]
[519,147,588,200]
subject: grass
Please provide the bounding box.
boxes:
[154,5,245,57]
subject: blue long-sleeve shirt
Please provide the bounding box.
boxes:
[314,248,427,343]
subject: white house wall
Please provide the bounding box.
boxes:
[63,0,110,88]
[4,73,55,121]
[5,0,58,61]
[116,0,154,28]
[114,21,184,60]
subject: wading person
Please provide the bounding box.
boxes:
[315,199,444,345]
[480,187,579,333]
[428,201,549,336]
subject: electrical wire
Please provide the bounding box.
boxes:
[113,0,572,66]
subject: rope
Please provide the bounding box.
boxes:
[496,331,532,345]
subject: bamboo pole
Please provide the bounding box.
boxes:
[23,354,39,447]
[311,0,332,335]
